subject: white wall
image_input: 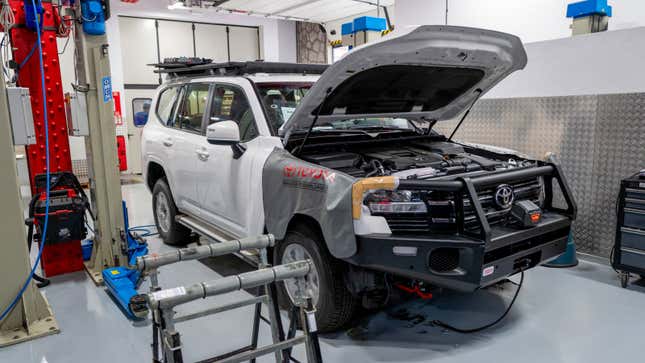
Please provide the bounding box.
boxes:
[110,0,296,62]
[62,0,297,160]
[324,5,395,43]
[107,0,297,115]
[394,0,645,99]
[487,26,645,98]
[278,20,297,63]
[396,0,645,43]
[323,5,395,63]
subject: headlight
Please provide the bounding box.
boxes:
[352,176,399,219]
[364,190,428,214]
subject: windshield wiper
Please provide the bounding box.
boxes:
[346,126,409,132]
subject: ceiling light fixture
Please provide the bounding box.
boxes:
[168,1,189,10]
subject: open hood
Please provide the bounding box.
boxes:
[281,25,527,141]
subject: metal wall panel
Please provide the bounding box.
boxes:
[158,20,195,61]
[194,24,228,63]
[590,93,645,256]
[228,26,260,61]
[118,17,159,85]
[436,93,645,257]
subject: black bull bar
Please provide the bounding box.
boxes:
[395,162,577,242]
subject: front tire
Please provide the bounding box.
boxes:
[274,225,358,332]
[152,178,191,246]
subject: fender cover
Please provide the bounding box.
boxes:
[262,148,357,259]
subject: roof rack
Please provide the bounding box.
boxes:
[150,60,328,78]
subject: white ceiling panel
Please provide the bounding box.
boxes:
[285,1,375,23]
[209,0,394,23]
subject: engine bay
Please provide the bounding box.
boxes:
[300,140,536,179]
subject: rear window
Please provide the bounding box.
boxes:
[317,65,485,115]
[155,86,181,125]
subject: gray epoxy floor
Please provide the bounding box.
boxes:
[2,183,645,363]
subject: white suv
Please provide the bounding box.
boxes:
[141,26,576,332]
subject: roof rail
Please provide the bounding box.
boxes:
[149,60,328,78]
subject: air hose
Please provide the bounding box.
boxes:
[0,0,52,322]
[432,270,525,334]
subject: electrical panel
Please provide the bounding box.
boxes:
[7,87,36,145]
[65,92,90,136]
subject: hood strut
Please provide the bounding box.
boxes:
[447,89,483,142]
[293,87,332,156]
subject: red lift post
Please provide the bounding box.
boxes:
[5,1,83,277]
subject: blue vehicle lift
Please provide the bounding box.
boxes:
[102,201,149,319]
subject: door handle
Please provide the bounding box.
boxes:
[162,138,174,147]
[195,148,210,161]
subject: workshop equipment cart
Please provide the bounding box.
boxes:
[612,171,645,287]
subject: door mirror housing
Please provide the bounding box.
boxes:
[206,120,240,145]
[206,120,246,159]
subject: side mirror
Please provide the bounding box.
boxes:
[206,120,240,145]
[206,120,246,159]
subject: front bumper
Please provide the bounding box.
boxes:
[346,211,571,292]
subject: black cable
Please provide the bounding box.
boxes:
[610,187,622,273]
[26,196,51,288]
[432,270,524,334]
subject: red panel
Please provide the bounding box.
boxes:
[116,135,128,171]
[113,91,123,125]
[41,241,84,277]
[9,1,72,193]
[7,2,82,276]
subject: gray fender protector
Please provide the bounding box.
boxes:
[262,148,357,259]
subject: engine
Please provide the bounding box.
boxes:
[300,141,535,179]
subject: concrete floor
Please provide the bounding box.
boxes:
[2,182,645,363]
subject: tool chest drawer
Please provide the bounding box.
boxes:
[625,197,645,211]
[620,227,645,250]
[613,173,645,281]
[625,187,645,201]
[620,248,645,269]
[623,208,645,230]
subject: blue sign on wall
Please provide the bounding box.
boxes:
[102,76,112,103]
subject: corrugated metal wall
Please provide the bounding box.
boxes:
[436,93,645,257]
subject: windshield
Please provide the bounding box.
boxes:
[257,82,311,133]
[311,117,428,133]
[256,82,430,135]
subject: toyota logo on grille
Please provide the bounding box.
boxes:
[494,184,515,209]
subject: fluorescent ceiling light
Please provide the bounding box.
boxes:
[168,1,189,10]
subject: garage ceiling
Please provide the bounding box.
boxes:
[199,0,395,23]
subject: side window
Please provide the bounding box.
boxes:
[132,98,152,127]
[155,86,180,126]
[209,85,258,142]
[175,83,210,134]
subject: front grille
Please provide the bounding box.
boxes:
[463,178,542,231]
[378,177,543,235]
